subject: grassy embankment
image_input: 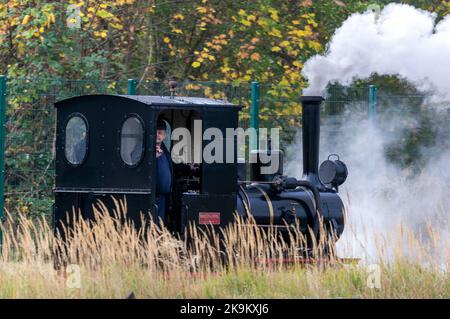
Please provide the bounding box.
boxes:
[0,199,448,298]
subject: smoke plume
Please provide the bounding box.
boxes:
[302,3,450,101]
[289,3,450,263]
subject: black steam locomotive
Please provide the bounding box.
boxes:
[53,94,347,247]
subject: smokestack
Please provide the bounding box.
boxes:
[301,96,325,187]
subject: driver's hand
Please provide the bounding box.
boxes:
[156,145,163,158]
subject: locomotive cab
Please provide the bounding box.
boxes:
[54,94,348,251]
[54,94,241,235]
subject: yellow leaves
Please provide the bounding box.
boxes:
[163,37,171,43]
[237,9,258,26]
[268,8,279,22]
[172,28,183,34]
[97,9,114,20]
[247,15,256,22]
[280,40,290,47]
[288,71,301,82]
[292,20,300,25]
[107,81,117,90]
[17,42,25,55]
[301,13,318,28]
[115,0,136,5]
[203,86,212,97]
[10,17,20,27]
[193,46,215,66]
[221,66,230,73]
[257,17,268,28]
[45,13,55,27]
[173,13,184,20]
[241,19,252,27]
[309,19,318,28]
[94,30,108,38]
[110,23,123,30]
[293,61,303,68]
[268,28,282,38]
[279,77,290,86]
[308,40,322,52]
[68,17,78,25]
[288,49,299,57]
[196,7,208,14]
[22,15,31,25]
[145,5,156,13]
[271,46,281,52]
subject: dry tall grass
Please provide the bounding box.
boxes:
[0,198,448,298]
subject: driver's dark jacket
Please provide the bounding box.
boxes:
[155,143,173,223]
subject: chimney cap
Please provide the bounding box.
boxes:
[301,96,325,103]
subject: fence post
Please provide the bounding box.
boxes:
[250,81,260,151]
[128,78,137,95]
[0,76,6,245]
[369,85,378,119]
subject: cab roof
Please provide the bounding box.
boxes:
[55,94,241,109]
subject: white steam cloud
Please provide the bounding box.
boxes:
[286,104,450,263]
[302,3,450,100]
[289,3,450,263]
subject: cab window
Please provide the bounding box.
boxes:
[120,116,144,166]
[65,115,88,165]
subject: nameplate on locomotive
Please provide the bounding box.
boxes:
[199,212,221,225]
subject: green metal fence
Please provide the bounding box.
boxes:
[0,76,6,244]
[0,77,374,223]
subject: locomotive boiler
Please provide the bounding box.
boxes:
[53,93,347,248]
[236,96,347,242]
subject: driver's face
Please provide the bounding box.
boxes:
[156,129,166,145]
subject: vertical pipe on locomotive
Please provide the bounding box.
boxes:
[301,96,325,188]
